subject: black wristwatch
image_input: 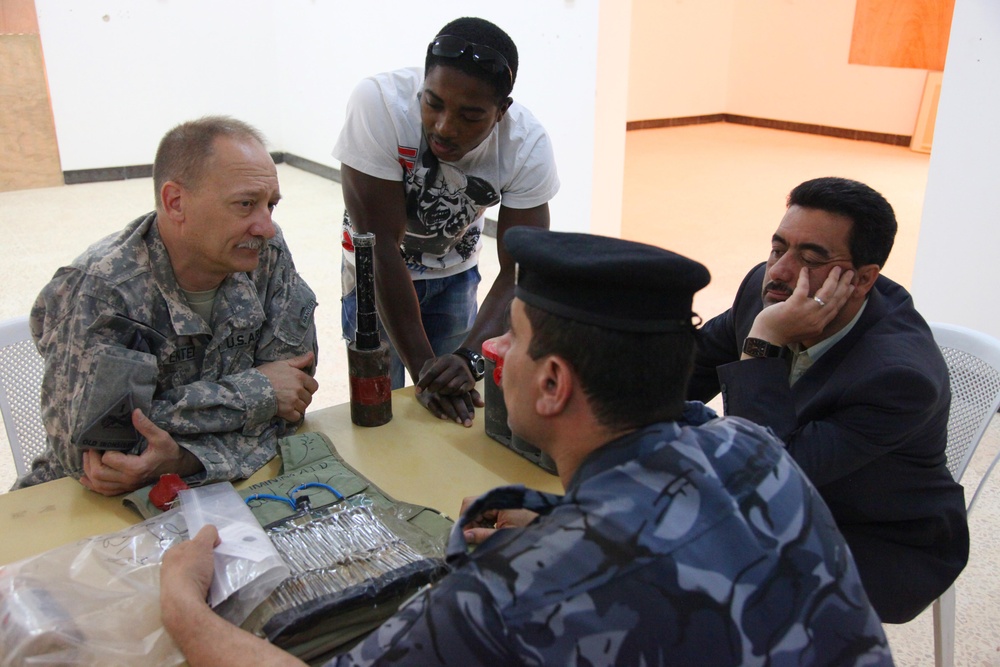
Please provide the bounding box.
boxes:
[742,337,790,360]
[453,347,486,381]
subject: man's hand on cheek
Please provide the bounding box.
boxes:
[751,266,855,346]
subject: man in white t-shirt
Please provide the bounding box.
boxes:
[334,16,560,427]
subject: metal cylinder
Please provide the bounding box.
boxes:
[348,340,392,427]
[348,231,391,426]
[353,232,380,351]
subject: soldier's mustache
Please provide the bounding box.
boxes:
[237,238,266,251]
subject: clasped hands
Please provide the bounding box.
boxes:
[257,352,318,423]
[414,353,484,427]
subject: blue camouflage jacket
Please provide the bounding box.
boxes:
[333,405,893,666]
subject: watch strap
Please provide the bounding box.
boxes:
[454,347,486,381]
[742,337,790,360]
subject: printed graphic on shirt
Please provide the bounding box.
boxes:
[400,149,499,271]
[397,145,417,171]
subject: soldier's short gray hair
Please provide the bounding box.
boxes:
[153,116,268,205]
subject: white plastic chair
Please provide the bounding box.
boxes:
[0,316,47,477]
[928,322,1000,667]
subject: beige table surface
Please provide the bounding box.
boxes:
[0,387,562,566]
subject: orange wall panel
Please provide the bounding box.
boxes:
[0,0,39,35]
[849,0,954,71]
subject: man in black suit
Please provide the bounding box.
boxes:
[688,176,968,623]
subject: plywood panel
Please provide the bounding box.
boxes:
[0,0,39,34]
[849,0,954,71]
[910,71,943,153]
[0,35,62,191]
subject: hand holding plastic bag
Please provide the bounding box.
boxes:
[178,482,290,624]
[0,482,290,666]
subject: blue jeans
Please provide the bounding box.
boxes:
[342,266,481,389]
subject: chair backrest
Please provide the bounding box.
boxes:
[929,321,1000,512]
[0,316,47,477]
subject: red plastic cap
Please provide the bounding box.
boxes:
[481,337,505,386]
[149,473,190,511]
[481,337,504,362]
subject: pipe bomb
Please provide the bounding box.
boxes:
[348,232,392,426]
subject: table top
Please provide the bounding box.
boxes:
[0,387,563,566]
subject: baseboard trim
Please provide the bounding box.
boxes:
[63,164,152,185]
[63,152,288,186]
[282,153,341,182]
[61,152,348,186]
[627,113,911,146]
[626,114,726,131]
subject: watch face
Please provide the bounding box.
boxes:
[467,352,485,380]
[456,348,486,380]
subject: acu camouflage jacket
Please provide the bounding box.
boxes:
[15,212,318,489]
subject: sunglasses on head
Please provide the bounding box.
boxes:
[428,35,513,87]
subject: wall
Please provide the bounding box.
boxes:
[33,0,616,235]
[912,0,1000,337]
[1,0,63,192]
[34,0,282,171]
[728,0,927,135]
[627,0,932,137]
[627,0,734,121]
[589,0,631,238]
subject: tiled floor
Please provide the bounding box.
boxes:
[0,123,996,664]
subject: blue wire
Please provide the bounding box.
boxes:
[290,482,344,501]
[244,493,296,510]
[244,484,343,513]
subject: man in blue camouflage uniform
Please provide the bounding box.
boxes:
[14,117,319,496]
[160,229,892,666]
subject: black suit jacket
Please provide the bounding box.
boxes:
[690,262,969,623]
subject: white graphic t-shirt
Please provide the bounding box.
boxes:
[333,67,560,291]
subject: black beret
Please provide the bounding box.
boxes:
[504,227,710,333]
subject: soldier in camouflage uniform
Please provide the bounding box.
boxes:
[14,117,319,496]
[159,229,892,666]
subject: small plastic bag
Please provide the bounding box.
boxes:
[179,482,290,625]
